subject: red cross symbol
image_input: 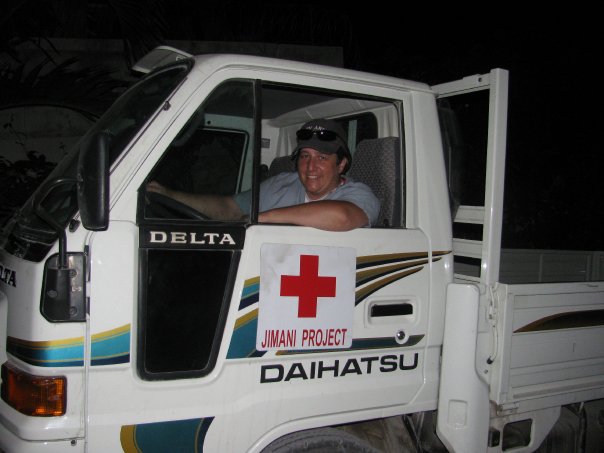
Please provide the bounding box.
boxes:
[280,254,336,318]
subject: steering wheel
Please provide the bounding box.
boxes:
[146,191,210,221]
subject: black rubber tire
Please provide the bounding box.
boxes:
[262,427,382,453]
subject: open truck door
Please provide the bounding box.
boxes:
[431,69,510,453]
[432,69,509,286]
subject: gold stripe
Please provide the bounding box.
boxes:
[514,310,604,333]
[244,276,260,287]
[234,308,258,329]
[8,324,131,349]
[120,425,141,453]
[357,252,428,266]
[91,324,131,341]
[357,260,428,281]
[356,268,422,300]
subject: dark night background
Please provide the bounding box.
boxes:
[1,1,602,250]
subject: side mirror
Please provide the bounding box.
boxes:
[77,131,110,231]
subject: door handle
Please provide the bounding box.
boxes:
[370,302,413,318]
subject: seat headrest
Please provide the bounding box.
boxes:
[348,137,401,227]
[268,155,296,177]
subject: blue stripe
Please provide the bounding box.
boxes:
[237,280,260,311]
[226,317,260,359]
[7,328,131,367]
[133,417,214,452]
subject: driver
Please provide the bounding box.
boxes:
[146,119,379,232]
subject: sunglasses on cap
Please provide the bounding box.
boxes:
[296,128,339,141]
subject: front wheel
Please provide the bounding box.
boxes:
[262,427,381,453]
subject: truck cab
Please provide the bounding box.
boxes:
[0,49,602,452]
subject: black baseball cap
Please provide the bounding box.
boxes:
[292,119,352,172]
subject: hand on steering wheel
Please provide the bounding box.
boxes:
[145,190,210,220]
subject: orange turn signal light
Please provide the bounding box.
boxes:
[1,362,66,416]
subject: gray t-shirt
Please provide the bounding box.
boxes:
[235,172,380,226]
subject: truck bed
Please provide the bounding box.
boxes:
[490,281,604,411]
[499,249,604,284]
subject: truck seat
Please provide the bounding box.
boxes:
[268,155,296,177]
[348,137,401,227]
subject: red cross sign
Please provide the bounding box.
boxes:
[280,254,336,318]
[258,243,355,351]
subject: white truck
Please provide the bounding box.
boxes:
[0,47,602,452]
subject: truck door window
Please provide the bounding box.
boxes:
[438,91,489,222]
[141,80,254,221]
[139,249,236,378]
[260,82,400,228]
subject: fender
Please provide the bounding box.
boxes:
[437,283,489,452]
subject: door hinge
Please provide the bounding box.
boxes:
[486,283,503,365]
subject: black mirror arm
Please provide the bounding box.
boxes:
[34,178,77,270]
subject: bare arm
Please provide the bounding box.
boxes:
[147,182,369,229]
[258,200,369,231]
[146,181,244,220]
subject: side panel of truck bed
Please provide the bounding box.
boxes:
[491,282,604,410]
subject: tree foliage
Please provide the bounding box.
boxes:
[0,0,169,223]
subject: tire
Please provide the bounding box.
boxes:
[262,427,382,453]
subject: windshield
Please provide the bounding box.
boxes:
[1,61,191,262]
